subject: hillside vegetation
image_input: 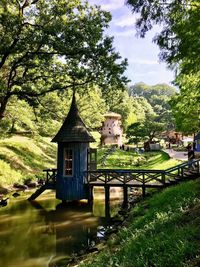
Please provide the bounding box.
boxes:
[97,147,179,170]
[0,135,56,187]
[0,134,180,189]
[81,178,200,267]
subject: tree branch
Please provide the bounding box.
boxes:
[10,78,94,98]
[0,38,20,69]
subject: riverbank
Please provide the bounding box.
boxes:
[0,135,180,195]
[0,135,56,188]
[69,178,200,267]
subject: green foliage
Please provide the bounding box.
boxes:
[170,72,200,134]
[0,0,128,120]
[0,96,36,135]
[129,83,176,99]
[77,85,107,129]
[81,179,200,267]
[0,86,107,137]
[0,135,56,186]
[127,114,165,144]
[126,1,200,134]
[97,148,179,170]
[126,122,145,145]
[126,0,200,74]
[129,83,176,131]
[103,89,134,130]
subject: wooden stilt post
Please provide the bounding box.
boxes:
[122,186,128,208]
[161,172,165,184]
[88,186,93,204]
[142,186,145,198]
[105,186,110,218]
[181,167,184,178]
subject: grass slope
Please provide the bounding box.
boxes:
[81,179,200,267]
[0,135,56,186]
[0,135,180,187]
[97,148,180,170]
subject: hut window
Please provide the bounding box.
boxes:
[64,149,73,176]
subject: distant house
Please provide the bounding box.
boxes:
[160,131,182,143]
[100,112,123,146]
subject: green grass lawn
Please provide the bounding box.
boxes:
[97,147,180,170]
[0,135,56,186]
[0,135,180,187]
[81,178,200,267]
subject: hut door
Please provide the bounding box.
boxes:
[88,148,97,171]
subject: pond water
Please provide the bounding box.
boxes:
[0,188,123,267]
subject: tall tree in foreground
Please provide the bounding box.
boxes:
[0,0,128,120]
[126,0,200,131]
[126,0,200,75]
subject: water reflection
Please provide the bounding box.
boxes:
[0,188,123,267]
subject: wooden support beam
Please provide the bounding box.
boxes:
[88,186,94,204]
[122,186,128,208]
[105,186,110,218]
[142,186,146,198]
[162,172,165,184]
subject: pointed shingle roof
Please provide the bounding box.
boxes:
[52,92,95,143]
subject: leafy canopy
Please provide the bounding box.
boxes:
[0,0,128,119]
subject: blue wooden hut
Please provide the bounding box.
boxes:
[51,92,95,201]
[194,133,200,152]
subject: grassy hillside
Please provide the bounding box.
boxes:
[97,147,180,170]
[0,135,57,186]
[0,134,180,188]
[81,178,200,267]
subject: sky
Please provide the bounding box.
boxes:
[89,0,175,86]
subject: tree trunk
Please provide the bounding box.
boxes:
[0,96,10,120]
[10,119,16,133]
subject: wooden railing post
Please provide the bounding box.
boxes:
[178,167,180,176]
[181,167,184,178]
[105,172,107,184]
[162,172,165,184]
[142,173,145,197]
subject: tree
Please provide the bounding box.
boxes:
[126,122,144,146]
[129,83,176,101]
[129,83,176,130]
[103,89,135,130]
[0,0,128,120]
[126,1,200,131]
[127,114,165,145]
[30,85,107,136]
[126,0,200,74]
[170,89,200,135]
[0,96,35,134]
[76,85,107,130]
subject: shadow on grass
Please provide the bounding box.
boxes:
[0,154,30,172]
[35,139,57,159]
[3,145,55,171]
[143,151,170,168]
[98,150,172,170]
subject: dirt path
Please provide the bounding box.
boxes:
[163,148,188,161]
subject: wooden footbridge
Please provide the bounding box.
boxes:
[28,159,200,202]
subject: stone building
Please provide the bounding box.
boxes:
[100,112,123,146]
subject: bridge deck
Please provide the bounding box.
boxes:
[89,180,164,187]
[28,159,200,201]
